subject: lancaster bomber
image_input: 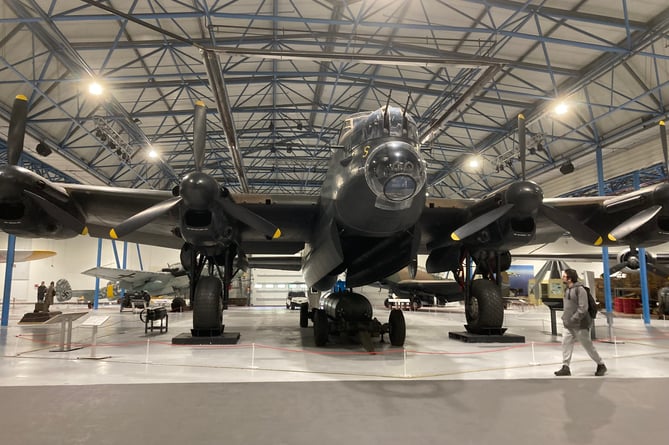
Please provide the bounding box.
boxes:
[2,93,669,346]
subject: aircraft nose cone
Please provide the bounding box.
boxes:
[506,181,543,214]
[365,141,426,203]
[180,172,218,209]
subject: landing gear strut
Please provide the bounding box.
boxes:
[172,243,241,344]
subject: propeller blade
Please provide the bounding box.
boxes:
[539,204,603,246]
[193,100,206,172]
[408,258,417,279]
[23,190,87,235]
[661,120,668,176]
[646,262,669,279]
[110,196,182,239]
[609,261,629,275]
[7,95,28,166]
[220,199,281,240]
[451,204,513,241]
[607,204,662,242]
[518,113,526,181]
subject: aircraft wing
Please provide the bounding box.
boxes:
[82,266,174,284]
[64,185,319,254]
[82,266,191,295]
[0,250,56,263]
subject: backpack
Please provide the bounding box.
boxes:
[583,286,598,319]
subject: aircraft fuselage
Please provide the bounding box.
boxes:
[319,107,427,236]
[303,106,427,290]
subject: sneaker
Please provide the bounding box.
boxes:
[595,364,607,376]
[554,365,571,376]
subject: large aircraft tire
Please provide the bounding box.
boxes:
[192,276,223,335]
[388,309,406,346]
[299,303,309,328]
[313,309,329,346]
[466,279,504,333]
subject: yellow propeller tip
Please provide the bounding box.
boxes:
[109,229,118,239]
[518,113,525,120]
[607,234,616,242]
[661,120,666,126]
[16,94,27,101]
[451,233,460,241]
[81,226,89,236]
[594,236,603,246]
[195,100,205,107]
[272,228,282,239]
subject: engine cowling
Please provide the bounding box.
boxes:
[0,166,84,239]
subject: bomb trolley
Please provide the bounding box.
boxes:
[140,307,169,334]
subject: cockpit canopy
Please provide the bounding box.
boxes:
[338,106,419,149]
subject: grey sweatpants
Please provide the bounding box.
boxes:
[562,327,604,366]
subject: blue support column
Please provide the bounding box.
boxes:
[112,240,120,268]
[602,246,612,312]
[93,238,102,310]
[595,145,614,326]
[1,235,17,327]
[121,241,128,299]
[632,171,651,324]
[638,247,651,324]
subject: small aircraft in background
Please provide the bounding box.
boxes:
[377,266,463,309]
[81,265,190,298]
[512,247,669,278]
[0,249,56,263]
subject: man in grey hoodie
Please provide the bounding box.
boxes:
[555,268,607,376]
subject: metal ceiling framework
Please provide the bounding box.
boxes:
[0,0,667,199]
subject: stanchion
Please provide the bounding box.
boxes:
[403,349,408,378]
[602,312,624,345]
[251,342,258,369]
[528,341,540,365]
[613,336,621,358]
[144,337,151,364]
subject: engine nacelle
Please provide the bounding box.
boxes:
[0,166,84,239]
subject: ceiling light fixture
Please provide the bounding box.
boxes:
[88,81,103,96]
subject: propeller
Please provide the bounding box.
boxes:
[518,113,526,181]
[407,257,417,279]
[110,196,182,239]
[607,205,662,242]
[538,204,603,246]
[525,113,602,245]
[7,94,28,166]
[608,248,669,278]
[110,100,281,241]
[449,115,532,241]
[219,199,281,240]
[661,120,667,174]
[192,100,206,172]
[451,204,513,241]
[605,121,668,242]
[4,95,88,235]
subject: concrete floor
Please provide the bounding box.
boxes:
[1,301,668,444]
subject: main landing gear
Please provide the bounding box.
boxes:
[172,243,241,345]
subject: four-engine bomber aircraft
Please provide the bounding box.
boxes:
[2,93,669,344]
